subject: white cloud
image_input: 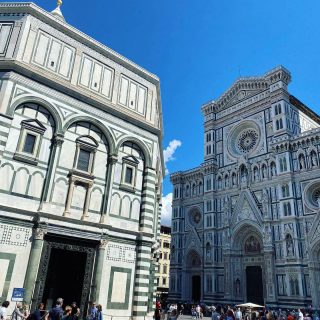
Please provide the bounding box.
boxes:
[161,193,172,226]
[163,139,182,175]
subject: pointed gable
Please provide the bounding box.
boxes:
[308,211,320,247]
[231,190,263,228]
[202,66,291,114]
[185,226,202,252]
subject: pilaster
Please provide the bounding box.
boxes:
[91,238,108,303]
[39,133,64,209]
[139,167,156,234]
[100,154,118,223]
[23,227,46,305]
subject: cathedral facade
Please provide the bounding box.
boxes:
[170,66,320,308]
[0,3,163,320]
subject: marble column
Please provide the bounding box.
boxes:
[81,182,93,221]
[23,227,46,306]
[92,239,108,303]
[39,134,64,210]
[63,177,75,216]
[100,154,118,223]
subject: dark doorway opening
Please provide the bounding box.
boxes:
[246,266,263,304]
[42,248,87,308]
[192,275,201,302]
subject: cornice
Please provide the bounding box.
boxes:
[1,67,162,138]
[0,2,159,84]
[170,166,203,184]
[271,128,320,153]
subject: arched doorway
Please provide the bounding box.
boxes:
[187,250,202,302]
[244,235,264,304]
[231,225,265,304]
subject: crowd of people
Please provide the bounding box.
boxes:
[158,303,320,320]
[0,299,103,320]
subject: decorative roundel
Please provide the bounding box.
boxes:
[312,189,320,205]
[305,182,320,209]
[189,208,202,226]
[227,121,261,157]
[237,129,259,153]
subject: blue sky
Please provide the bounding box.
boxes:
[12,0,320,225]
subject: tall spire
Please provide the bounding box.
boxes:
[51,0,65,22]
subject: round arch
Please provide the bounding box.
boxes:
[62,116,116,154]
[8,96,63,133]
[116,136,152,168]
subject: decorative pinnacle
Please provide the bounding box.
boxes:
[57,0,62,6]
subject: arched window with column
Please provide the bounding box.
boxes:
[6,102,58,202]
[60,121,109,221]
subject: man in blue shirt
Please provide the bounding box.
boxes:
[87,302,97,320]
[49,298,64,320]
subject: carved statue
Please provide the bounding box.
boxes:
[311,152,318,167]
[299,155,305,170]
[262,165,267,179]
[206,245,211,261]
[232,174,237,186]
[260,189,269,218]
[286,236,294,256]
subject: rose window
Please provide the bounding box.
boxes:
[237,130,259,153]
[304,182,320,209]
[227,120,261,157]
[189,208,202,226]
[311,188,320,207]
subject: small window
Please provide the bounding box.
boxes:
[279,156,287,172]
[77,149,91,172]
[282,184,290,198]
[23,133,37,154]
[283,202,292,216]
[120,158,138,191]
[73,136,98,175]
[14,119,47,165]
[125,166,133,184]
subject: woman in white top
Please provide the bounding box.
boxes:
[0,301,10,320]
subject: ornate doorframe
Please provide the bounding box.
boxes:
[33,237,96,317]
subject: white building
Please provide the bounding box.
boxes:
[0,2,164,319]
[170,66,320,308]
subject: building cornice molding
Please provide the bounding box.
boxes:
[0,2,160,83]
[1,67,162,138]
